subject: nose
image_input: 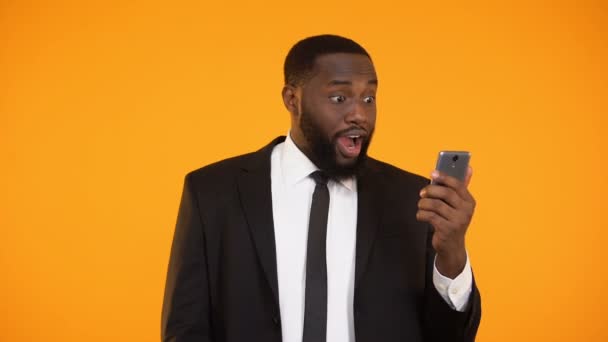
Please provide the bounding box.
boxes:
[345,99,371,126]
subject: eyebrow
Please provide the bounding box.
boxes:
[327,79,378,86]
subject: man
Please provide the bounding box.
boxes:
[161,34,481,342]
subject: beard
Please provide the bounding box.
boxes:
[299,107,373,180]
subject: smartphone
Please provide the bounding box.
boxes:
[432,151,471,184]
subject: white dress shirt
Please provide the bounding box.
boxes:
[271,133,473,342]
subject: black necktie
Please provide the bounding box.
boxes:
[303,171,330,342]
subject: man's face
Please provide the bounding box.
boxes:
[292,53,377,179]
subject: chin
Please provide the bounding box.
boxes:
[322,154,365,180]
[336,156,358,167]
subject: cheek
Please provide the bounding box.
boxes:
[364,105,377,127]
[321,108,347,134]
[308,102,342,130]
[370,109,377,124]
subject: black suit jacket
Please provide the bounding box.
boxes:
[161,136,481,342]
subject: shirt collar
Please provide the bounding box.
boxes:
[281,132,355,191]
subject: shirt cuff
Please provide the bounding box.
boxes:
[432,252,473,312]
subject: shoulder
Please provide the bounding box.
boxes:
[178,137,282,205]
[184,151,259,187]
[364,157,430,190]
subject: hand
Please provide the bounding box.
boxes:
[416,166,476,278]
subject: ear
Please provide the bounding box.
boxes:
[281,85,300,117]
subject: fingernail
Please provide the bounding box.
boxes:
[431,170,440,179]
[419,189,426,197]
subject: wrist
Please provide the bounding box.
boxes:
[436,248,467,279]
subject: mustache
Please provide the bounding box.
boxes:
[334,126,369,139]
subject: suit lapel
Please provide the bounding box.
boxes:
[236,137,285,306]
[236,138,381,300]
[354,162,381,290]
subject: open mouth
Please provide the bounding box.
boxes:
[336,134,364,159]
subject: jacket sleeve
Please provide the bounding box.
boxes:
[423,224,482,341]
[161,173,214,342]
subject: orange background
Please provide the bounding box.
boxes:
[1,1,607,341]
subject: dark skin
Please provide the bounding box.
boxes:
[282,53,378,168]
[418,168,476,278]
[282,52,475,279]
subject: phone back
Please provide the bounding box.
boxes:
[434,151,470,183]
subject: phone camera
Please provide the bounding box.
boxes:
[452,155,459,162]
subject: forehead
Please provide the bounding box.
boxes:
[311,53,377,82]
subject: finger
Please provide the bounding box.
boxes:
[420,185,462,209]
[431,170,464,190]
[416,209,449,231]
[431,170,472,202]
[418,198,456,221]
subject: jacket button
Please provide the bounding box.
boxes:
[272,315,281,326]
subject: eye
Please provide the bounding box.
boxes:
[363,96,376,104]
[329,95,346,103]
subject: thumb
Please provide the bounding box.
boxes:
[464,166,473,187]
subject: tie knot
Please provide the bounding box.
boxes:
[310,170,329,185]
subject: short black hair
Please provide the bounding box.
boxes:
[284,34,371,86]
